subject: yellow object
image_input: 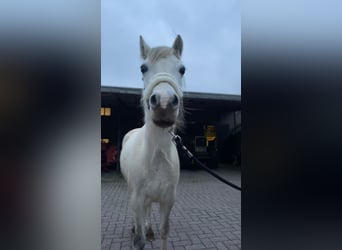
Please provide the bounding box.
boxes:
[205,125,216,144]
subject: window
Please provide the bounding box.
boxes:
[101,107,111,116]
[101,138,109,144]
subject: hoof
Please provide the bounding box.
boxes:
[131,226,145,249]
[146,226,155,242]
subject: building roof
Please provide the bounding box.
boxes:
[101,86,241,111]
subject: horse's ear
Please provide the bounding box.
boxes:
[172,35,183,58]
[140,35,150,60]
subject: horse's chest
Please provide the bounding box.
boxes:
[144,175,175,202]
[147,161,175,187]
[143,150,178,200]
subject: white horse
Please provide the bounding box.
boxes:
[120,35,185,250]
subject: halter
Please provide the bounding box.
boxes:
[143,73,183,110]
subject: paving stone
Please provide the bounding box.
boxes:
[102,168,241,249]
[184,243,206,249]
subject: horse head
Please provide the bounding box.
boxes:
[140,35,185,129]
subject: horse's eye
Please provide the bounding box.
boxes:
[140,64,148,74]
[179,66,185,75]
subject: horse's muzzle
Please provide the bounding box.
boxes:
[151,104,177,128]
[152,119,175,128]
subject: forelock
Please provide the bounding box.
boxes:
[147,46,174,62]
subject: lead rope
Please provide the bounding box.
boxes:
[169,130,242,191]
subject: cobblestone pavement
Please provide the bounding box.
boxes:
[102,167,241,250]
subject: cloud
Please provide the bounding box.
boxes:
[102,0,240,95]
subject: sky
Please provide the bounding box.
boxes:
[101,0,240,95]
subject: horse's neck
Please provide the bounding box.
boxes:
[143,121,173,153]
[143,123,175,173]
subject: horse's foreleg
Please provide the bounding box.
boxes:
[144,203,154,242]
[159,202,173,250]
[130,197,146,250]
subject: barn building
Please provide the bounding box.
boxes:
[101,86,241,170]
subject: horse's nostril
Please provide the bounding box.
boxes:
[150,94,158,107]
[172,95,179,106]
